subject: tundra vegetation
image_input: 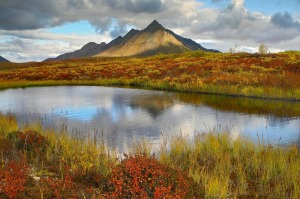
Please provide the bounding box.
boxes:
[0,51,299,100]
[0,114,300,198]
[0,51,300,198]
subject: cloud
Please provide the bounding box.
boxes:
[0,0,206,34]
[0,0,165,32]
[0,0,299,61]
[271,12,300,30]
[190,0,300,50]
[232,0,244,7]
[0,1,62,30]
[103,0,165,13]
[191,1,255,34]
[0,29,112,62]
[0,0,210,62]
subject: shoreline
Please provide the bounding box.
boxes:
[0,114,299,198]
[0,80,299,102]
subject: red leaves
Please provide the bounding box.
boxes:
[40,173,78,199]
[0,52,299,97]
[0,127,203,198]
[8,130,49,154]
[0,160,28,199]
[108,154,191,199]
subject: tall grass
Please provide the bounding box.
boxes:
[1,114,300,198]
[0,114,18,136]
[157,133,300,198]
[0,114,117,196]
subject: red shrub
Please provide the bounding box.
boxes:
[8,130,49,154]
[107,154,198,199]
[40,173,77,199]
[0,160,29,198]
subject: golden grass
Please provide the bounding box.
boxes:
[0,51,299,100]
[157,133,300,198]
[1,114,300,198]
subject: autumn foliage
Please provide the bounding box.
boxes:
[0,51,299,100]
[0,160,28,199]
[107,154,201,198]
[0,112,300,198]
[8,130,49,154]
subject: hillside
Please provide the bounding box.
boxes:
[45,42,108,61]
[96,20,218,57]
[0,56,10,62]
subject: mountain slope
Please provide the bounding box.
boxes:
[0,56,10,62]
[45,20,219,61]
[45,42,108,61]
[96,20,218,57]
[168,30,219,53]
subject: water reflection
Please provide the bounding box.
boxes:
[0,86,299,152]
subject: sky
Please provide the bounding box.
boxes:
[0,0,299,62]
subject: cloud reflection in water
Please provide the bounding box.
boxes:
[0,86,299,152]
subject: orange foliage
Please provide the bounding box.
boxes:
[0,160,28,199]
[107,154,201,198]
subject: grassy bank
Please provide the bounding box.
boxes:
[1,114,300,198]
[0,51,299,100]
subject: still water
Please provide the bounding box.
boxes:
[0,86,299,152]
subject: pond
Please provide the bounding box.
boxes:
[0,86,299,152]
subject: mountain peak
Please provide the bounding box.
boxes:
[150,20,160,26]
[47,19,219,61]
[145,20,164,32]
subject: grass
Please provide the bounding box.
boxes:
[1,114,299,198]
[0,51,299,197]
[0,51,299,100]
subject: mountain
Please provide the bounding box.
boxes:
[96,20,219,57]
[0,56,10,62]
[45,42,108,61]
[45,20,219,61]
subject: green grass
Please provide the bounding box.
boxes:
[1,114,300,198]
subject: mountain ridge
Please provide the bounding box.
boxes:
[45,20,219,61]
[0,56,10,62]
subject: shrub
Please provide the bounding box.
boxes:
[8,130,49,154]
[108,154,202,198]
[0,138,14,158]
[40,173,78,199]
[0,160,29,198]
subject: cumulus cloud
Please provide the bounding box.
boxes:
[0,1,62,30]
[103,0,165,13]
[191,0,257,36]
[0,0,299,61]
[233,0,244,7]
[0,0,165,32]
[0,29,112,62]
[190,0,300,51]
[271,12,300,30]
[0,0,205,40]
[0,0,211,62]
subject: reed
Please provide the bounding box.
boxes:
[156,132,300,198]
[0,114,299,198]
